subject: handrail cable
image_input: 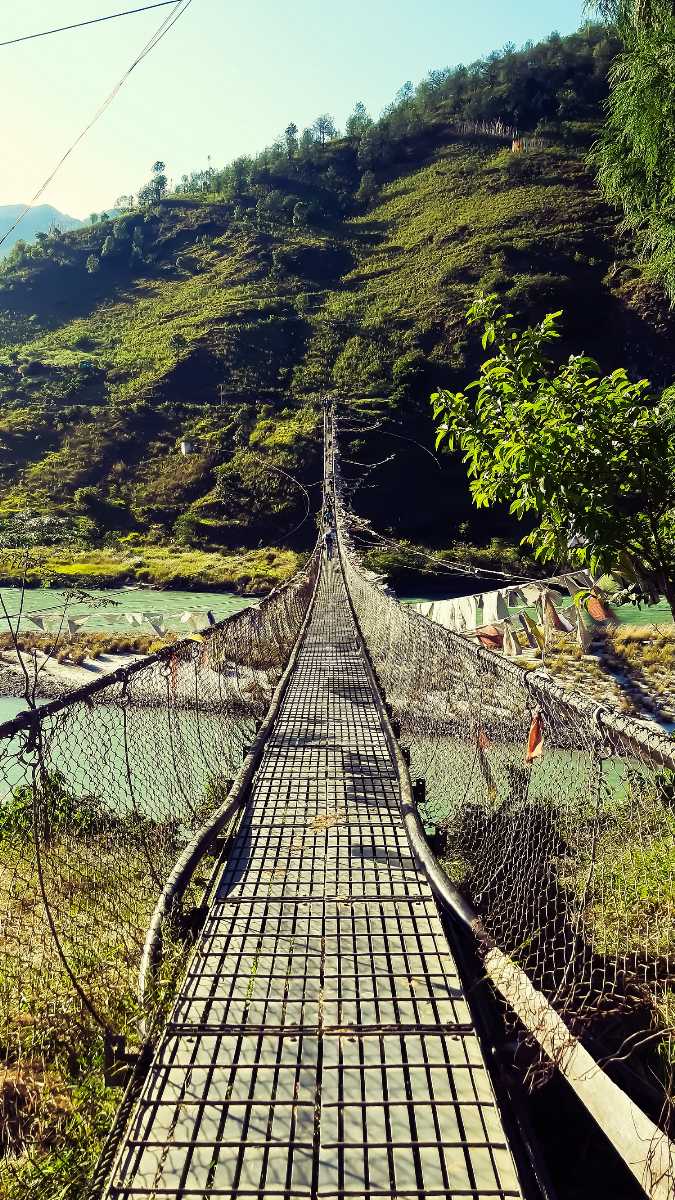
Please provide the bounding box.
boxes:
[0,3,181,49]
[0,0,195,250]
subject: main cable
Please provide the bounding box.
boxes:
[0,2,180,49]
[0,0,195,251]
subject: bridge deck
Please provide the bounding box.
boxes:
[107,562,522,1199]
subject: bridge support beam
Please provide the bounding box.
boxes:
[485,948,675,1200]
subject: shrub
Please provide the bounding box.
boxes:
[0,771,101,841]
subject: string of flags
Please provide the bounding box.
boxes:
[14,609,217,636]
[411,571,615,656]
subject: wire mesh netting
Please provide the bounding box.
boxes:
[0,552,318,1197]
[336,481,675,1136]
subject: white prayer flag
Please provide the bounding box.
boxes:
[455,594,478,632]
[429,599,458,631]
[67,616,90,635]
[502,621,521,657]
[483,590,509,624]
[576,607,593,654]
[521,583,543,606]
[23,615,45,631]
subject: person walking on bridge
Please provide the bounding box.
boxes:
[323,523,334,561]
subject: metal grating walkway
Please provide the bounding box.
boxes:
[107,560,523,1199]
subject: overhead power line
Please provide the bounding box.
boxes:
[0,3,181,49]
[0,0,195,251]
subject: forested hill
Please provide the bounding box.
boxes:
[0,205,83,257]
[1,21,674,586]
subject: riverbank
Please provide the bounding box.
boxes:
[401,586,675,727]
[0,647,147,716]
[0,545,304,593]
[542,624,675,728]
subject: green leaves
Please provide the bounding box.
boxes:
[592,6,675,300]
[430,297,675,613]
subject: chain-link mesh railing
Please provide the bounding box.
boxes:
[0,551,318,1198]
[336,477,675,1136]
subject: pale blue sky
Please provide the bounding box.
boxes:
[3,0,587,218]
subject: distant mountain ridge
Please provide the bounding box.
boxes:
[0,23,673,562]
[0,204,83,256]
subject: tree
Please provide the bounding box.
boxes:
[357,126,391,169]
[115,194,134,210]
[393,80,414,105]
[169,332,188,361]
[255,190,284,225]
[346,101,373,137]
[431,294,675,617]
[89,213,99,225]
[590,0,675,298]
[292,201,310,226]
[588,1,663,21]
[299,127,316,152]
[356,170,377,205]
[138,161,168,207]
[284,122,298,158]
[264,189,285,219]
[312,113,337,145]
[230,157,250,197]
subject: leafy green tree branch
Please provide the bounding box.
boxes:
[431,294,675,616]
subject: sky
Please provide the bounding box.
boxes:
[2,0,587,218]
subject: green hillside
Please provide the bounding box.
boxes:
[1,22,674,589]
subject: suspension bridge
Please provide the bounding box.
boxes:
[0,411,672,1199]
[103,554,523,1198]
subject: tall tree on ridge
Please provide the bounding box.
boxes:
[284,123,298,159]
[346,102,373,137]
[312,114,337,146]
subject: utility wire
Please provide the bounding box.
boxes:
[0,0,195,251]
[0,2,180,49]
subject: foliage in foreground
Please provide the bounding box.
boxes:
[431,294,675,616]
[591,0,675,301]
[0,769,219,1199]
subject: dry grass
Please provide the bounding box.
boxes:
[310,811,346,833]
[0,827,206,1198]
[0,1064,72,1157]
[0,629,173,666]
[536,624,675,719]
